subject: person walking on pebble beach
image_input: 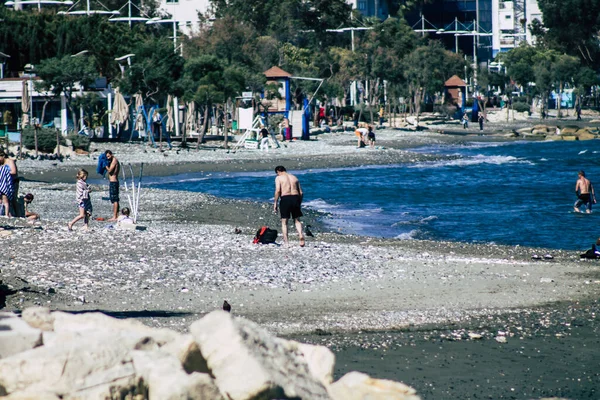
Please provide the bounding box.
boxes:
[104,150,120,221]
[68,169,92,231]
[273,165,305,247]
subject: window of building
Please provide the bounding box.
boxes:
[358,1,366,10]
[166,0,178,3]
[505,15,511,19]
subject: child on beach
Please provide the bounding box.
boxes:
[22,193,39,222]
[461,112,469,129]
[367,125,376,147]
[68,169,92,231]
[117,207,135,227]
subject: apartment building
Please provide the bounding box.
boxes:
[492,0,542,57]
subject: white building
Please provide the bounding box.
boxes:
[158,0,210,36]
[162,0,365,37]
[492,0,542,57]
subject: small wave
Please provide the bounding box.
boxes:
[294,164,401,175]
[410,154,532,169]
[392,215,438,226]
[412,141,511,154]
[303,198,341,213]
[304,199,383,217]
[578,150,588,155]
[395,230,419,240]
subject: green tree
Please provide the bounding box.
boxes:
[531,49,559,118]
[184,55,245,148]
[35,54,98,131]
[552,53,579,116]
[537,0,600,66]
[499,43,539,100]
[402,41,464,119]
[117,38,184,103]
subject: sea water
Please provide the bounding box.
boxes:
[150,140,600,250]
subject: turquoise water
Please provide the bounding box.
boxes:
[149,140,600,250]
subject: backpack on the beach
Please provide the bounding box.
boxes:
[253,226,278,244]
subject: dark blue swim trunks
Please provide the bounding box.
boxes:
[109,181,120,203]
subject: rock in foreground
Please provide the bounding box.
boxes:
[0,307,420,400]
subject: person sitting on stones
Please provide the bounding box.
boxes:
[22,193,39,222]
[117,207,135,227]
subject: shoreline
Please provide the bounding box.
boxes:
[2,179,599,337]
[2,126,600,337]
[16,128,523,184]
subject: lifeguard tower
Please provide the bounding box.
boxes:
[444,75,467,118]
[263,66,292,115]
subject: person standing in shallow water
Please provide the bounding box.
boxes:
[273,166,305,247]
[574,170,596,213]
[104,150,120,221]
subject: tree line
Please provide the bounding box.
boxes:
[1,0,598,143]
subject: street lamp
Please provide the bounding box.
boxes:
[115,53,135,78]
[70,49,89,57]
[435,18,471,53]
[71,50,89,132]
[146,17,180,137]
[109,0,149,27]
[456,23,493,93]
[5,0,72,11]
[57,0,119,15]
[146,17,179,53]
[0,51,10,79]
[23,63,34,126]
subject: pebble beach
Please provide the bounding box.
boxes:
[2,120,600,398]
[2,122,598,334]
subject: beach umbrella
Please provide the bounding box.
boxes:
[21,80,30,127]
[134,93,145,132]
[166,94,174,133]
[110,88,129,131]
[185,101,196,133]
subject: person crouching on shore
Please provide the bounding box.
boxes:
[68,169,92,231]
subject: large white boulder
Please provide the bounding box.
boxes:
[50,311,181,345]
[1,390,61,399]
[131,350,222,400]
[190,310,331,400]
[21,307,54,331]
[328,371,421,400]
[0,312,42,359]
[293,342,336,386]
[159,333,210,374]
[0,329,155,396]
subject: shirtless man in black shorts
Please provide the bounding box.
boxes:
[273,165,305,246]
[575,170,596,213]
[105,150,120,221]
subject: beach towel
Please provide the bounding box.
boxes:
[97,153,109,177]
[0,164,14,200]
